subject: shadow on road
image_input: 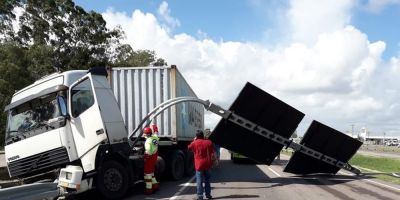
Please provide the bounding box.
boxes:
[214,159,370,188]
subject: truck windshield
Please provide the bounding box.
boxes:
[6,93,64,144]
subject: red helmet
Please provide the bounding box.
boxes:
[143,127,152,135]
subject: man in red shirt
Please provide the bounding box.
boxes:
[188,130,214,200]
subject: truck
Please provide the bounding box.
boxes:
[3,65,204,199]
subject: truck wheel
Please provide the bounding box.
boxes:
[96,160,129,200]
[155,156,166,179]
[184,150,195,176]
[169,151,185,180]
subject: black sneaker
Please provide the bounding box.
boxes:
[206,195,213,199]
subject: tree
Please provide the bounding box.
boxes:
[0,42,33,146]
[17,0,123,70]
[0,0,22,42]
[112,48,167,67]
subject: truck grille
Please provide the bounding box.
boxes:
[8,147,69,178]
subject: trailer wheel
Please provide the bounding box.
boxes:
[184,150,195,176]
[96,160,129,200]
[169,151,185,180]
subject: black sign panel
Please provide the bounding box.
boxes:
[209,82,304,165]
[284,120,362,174]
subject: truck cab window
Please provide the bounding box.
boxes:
[71,78,95,117]
[6,93,64,144]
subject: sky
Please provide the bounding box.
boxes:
[73,0,400,137]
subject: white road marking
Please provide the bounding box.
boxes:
[169,176,196,200]
[363,179,400,192]
[339,171,400,192]
[267,166,282,177]
[353,165,383,173]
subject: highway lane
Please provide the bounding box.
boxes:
[118,148,400,200]
[32,148,400,199]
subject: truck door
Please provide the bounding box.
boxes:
[68,74,107,162]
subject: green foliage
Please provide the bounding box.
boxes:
[350,154,400,172]
[112,47,167,67]
[350,154,400,184]
[0,42,33,146]
[17,0,123,70]
[0,0,22,42]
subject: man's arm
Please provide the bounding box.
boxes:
[188,141,194,151]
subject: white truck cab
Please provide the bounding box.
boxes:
[4,68,133,199]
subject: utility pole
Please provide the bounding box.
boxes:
[351,124,354,137]
[383,132,386,145]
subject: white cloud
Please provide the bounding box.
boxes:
[287,0,354,44]
[157,1,180,31]
[102,1,400,136]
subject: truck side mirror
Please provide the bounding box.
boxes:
[48,115,68,127]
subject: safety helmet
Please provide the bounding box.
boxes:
[143,127,152,135]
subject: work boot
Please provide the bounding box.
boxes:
[144,188,154,195]
[152,183,160,191]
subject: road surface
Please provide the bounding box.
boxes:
[71,148,400,200]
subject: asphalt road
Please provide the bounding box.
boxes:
[70,148,400,200]
[1,149,399,199]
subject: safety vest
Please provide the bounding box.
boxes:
[145,134,159,155]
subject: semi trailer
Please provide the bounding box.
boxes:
[3,65,203,199]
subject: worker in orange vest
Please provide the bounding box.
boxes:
[143,124,160,195]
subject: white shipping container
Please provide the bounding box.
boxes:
[109,66,204,142]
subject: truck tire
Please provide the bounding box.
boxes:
[168,151,185,180]
[184,150,195,176]
[96,160,129,200]
[155,156,166,179]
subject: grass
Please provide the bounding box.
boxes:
[349,154,400,184]
[349,154,400,172]
[280,150,400,184]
